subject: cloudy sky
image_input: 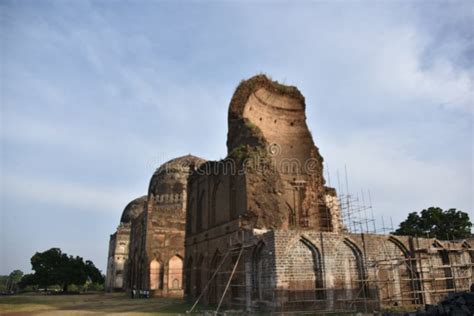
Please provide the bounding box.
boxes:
[1,0,473,274]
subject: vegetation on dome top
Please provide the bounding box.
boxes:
[228,74,305,119]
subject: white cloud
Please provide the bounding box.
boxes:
[322,129,473,226]
[1,171,140,212]
[367,27,473,112]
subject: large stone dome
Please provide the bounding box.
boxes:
[120,196,147,223]
[148,154,205,196]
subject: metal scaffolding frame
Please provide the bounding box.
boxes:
[184,166,473,314]
[186,231,473,314]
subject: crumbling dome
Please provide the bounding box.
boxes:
[148,154,206,197]
[120,196,147,224]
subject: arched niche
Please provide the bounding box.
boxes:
[168,255,183,290]
[377,237,423,306]
[284,236,324,307]
[342,238,367,300]
[150,259,163,290]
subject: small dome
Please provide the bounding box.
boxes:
[120,196,147,223]
[149,154,206,196]
[156,154,206,175]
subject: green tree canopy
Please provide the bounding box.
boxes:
[27,248,104,292]
[30,248,63,288]
[393,207,472,240]
[7,270,24,293]
[18,273,36,290]
[85,260,105,284]
[0,270,24,293]
[0,275,8,292]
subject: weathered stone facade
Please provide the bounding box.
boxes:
[107,75,473,312]
[186,227,473,312]
[125,155,205,297]
[183,75,474,312]
[106,196,147,291]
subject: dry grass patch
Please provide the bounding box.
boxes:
[0,292,191,315]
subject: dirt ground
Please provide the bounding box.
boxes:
[0,292,193,315]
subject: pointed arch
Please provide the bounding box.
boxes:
[343,238,367,298]
[150,259,163,290]
[343,238,364,263]
[284,234,315,256]
[286,202,296,227]
[168,255,183,290]
[387,237,423,305]
[300,236,325,298]
[388,236,409,257]
[432,240,444,248]
[285,236,325,306]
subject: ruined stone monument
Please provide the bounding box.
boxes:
[107,75,473,312]
[183,75,473,312]
[106,196,146,291]
[125,155,204,297]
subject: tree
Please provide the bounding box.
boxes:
[84,260,105,284]
[0,275,8,292]
[30,248,63,289]
[57,255,88,292]
[18,273,37,290]
[28,248,104,292]
[6,270,23,293]
[393,207,472,240]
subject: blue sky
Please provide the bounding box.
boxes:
[1,0,473,275]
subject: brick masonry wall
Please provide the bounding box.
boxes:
[185,228,473,312]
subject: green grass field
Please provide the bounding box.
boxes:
[0,292,194,315]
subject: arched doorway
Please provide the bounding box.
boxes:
[150,259,163,290]
[377,238,422,307]
[285,237,324,309]
[338,238,367,309]
[168,255,183,290]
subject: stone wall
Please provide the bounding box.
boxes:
[106,196,147,292]
[185,227,473,312]
[105,224,134,291]
[105,232,117,290]
[183,75,473,313]
[127,155,204,298]
[223,75,342,232]
[108,75,472,312]
[127,211,147,291]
